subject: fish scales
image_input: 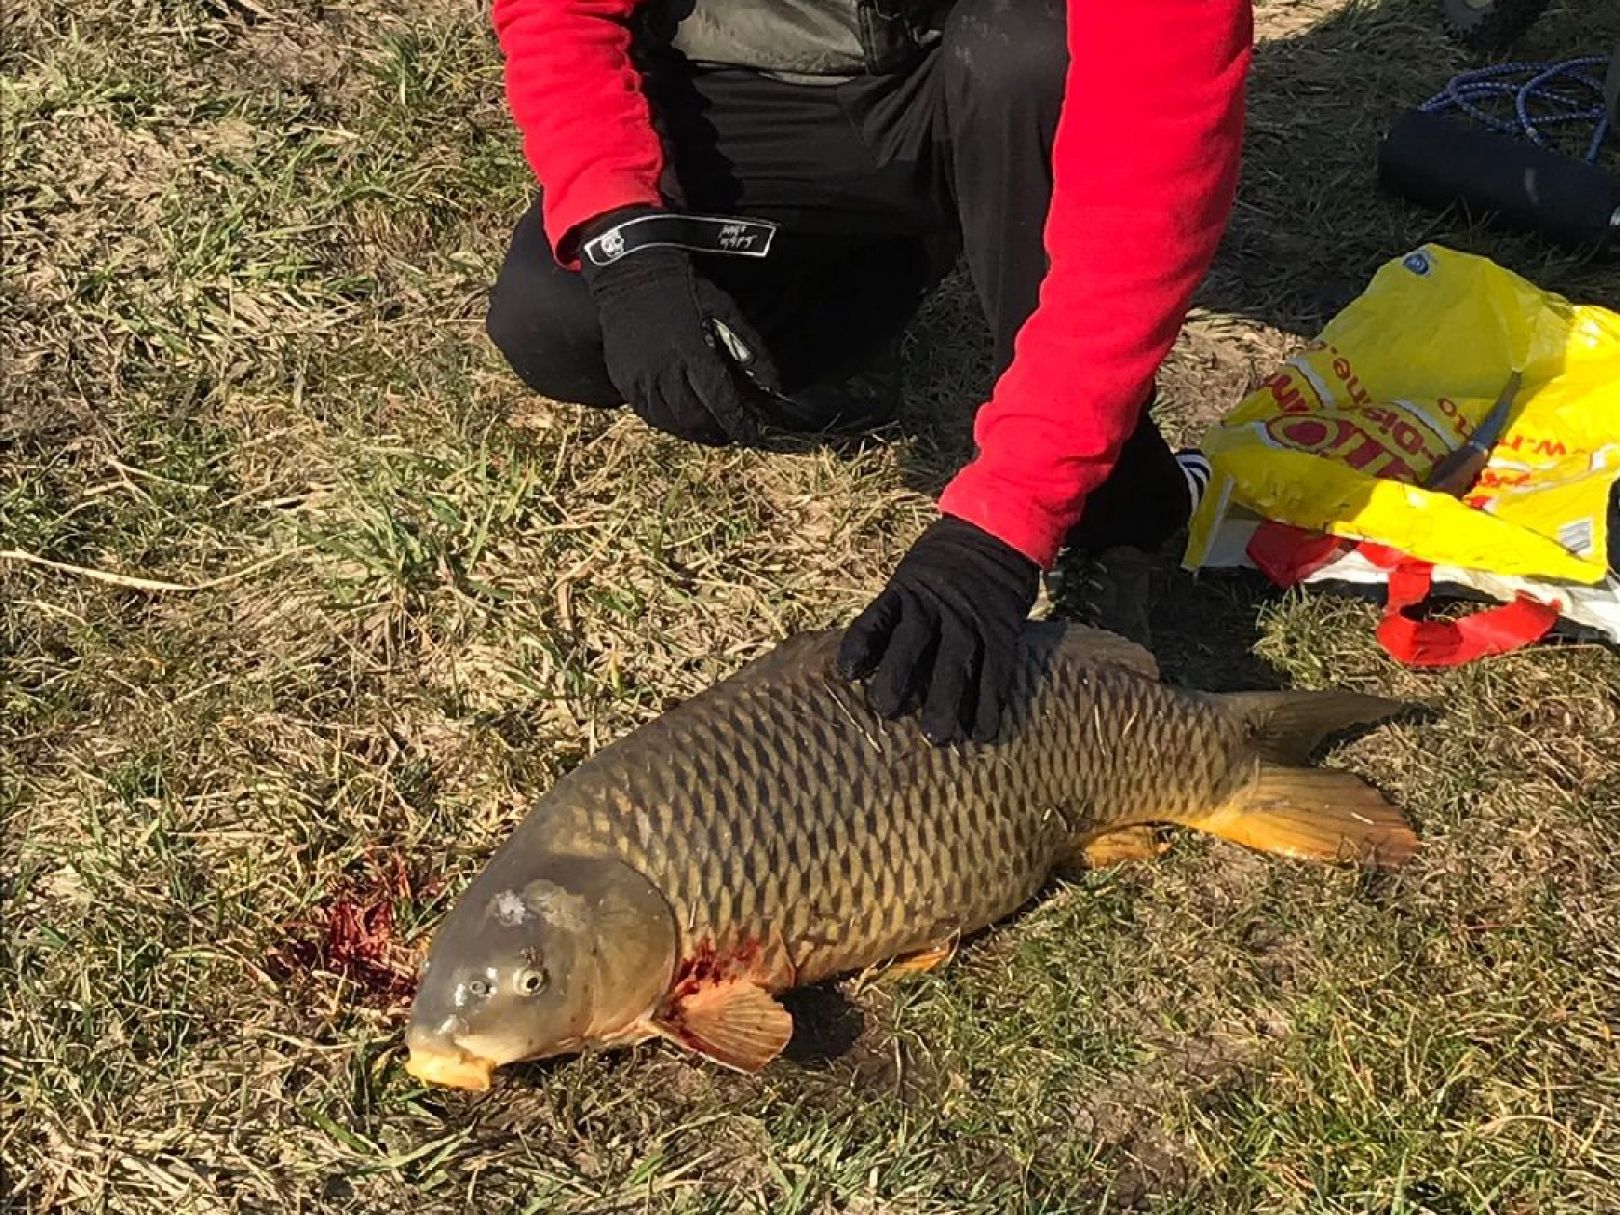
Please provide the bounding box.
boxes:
[405,622,1417,1088]
[512,628,1247,987]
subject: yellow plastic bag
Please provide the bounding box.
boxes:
[1185,245,1620,647]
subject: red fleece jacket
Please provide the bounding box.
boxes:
[490,0,1252,568]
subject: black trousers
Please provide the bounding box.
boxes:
[486,0,1189,555]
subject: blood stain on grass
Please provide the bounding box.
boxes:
[267,851,443,1012]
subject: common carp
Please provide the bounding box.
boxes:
[405,624,1416,1090]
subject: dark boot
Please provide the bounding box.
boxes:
[1047,544,1166,649]
[1048,448,1210,648]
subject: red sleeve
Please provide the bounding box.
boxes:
[491,0,666,263]
[937,0,1253,569]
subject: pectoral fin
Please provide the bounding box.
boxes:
[655,980,793,1073]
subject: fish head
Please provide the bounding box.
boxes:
[404,853,676,1090]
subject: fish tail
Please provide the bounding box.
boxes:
[1168,689,1417,870]
[1185,766,1417,871]
[1214,688,1410,766]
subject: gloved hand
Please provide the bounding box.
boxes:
[579,209,778,446]
[837,516,1040,745]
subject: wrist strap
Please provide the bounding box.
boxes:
[582,213,778,267]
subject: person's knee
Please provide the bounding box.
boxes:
[943,0,1068,108]
[485,226,620,408]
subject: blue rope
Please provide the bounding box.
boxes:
[1420,56,1612,163]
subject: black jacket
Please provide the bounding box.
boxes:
[641,0,953,77]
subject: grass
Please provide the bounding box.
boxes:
[3,0,1619,1210]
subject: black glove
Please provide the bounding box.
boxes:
[837,516,1040,745]
[579,210,778,446]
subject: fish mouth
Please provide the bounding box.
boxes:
[404,1024,506,1092]
[404,1026,582,1091]
[404,1041,499,1092]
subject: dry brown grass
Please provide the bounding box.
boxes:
[4,1,1619,1211]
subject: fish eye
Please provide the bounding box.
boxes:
[515,967,547,996]
[466,978,491,998]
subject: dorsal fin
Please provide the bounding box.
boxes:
[724,630,844,687]
[1044,622,1161,681]
[729,623,1160,691]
